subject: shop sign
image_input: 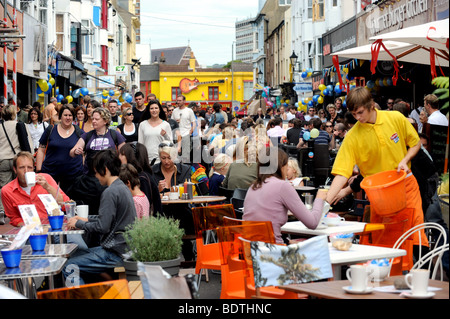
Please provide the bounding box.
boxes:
[293,82,313,93]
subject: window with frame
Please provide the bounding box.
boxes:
[39,0,48,25]
[55,14,64,51]
[208,87,219,100]
[313,0,324,21]
[81,20,92,56]
[307,0,313,19]
[171,87,182,101]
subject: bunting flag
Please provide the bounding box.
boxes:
[370,39,400,86]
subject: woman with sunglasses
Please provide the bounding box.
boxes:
[138,100,172,165]
[117,107,139,143]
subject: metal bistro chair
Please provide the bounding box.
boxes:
[389,222,448,279]
[218,186,234,204]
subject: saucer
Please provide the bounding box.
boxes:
[342,286,374,294]
[403,292,435,299]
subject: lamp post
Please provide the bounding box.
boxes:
[258,70,263,85]
[289,51,298,82]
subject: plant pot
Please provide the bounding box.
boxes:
[123,256,181,281]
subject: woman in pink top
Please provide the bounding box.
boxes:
[243,148,327,244]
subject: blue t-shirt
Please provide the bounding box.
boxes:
[209,173,225,196]
[40,125,84,178]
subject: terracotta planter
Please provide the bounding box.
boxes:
[123,257,181,281]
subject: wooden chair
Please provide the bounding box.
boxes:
[192,204,236,288]
[37,279,131,299]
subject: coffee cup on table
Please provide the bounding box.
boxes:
[346,265,373,291]
[76,205,89,219]
[405,269,429,296]
[25,171,36,187]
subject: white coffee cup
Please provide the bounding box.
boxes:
[169,192,179,200]
[346,265,373,291]
[25,171,36,187]
[76,205,89,219]
[405,269,429,296]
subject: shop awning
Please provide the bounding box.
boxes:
[331,40,448,67]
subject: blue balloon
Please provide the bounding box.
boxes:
[327,85,333,92]
[301,72,308,78]
[109,90,115,96]
[36,86,42,94]
[308,101,314,107]
[303,131,311,141]
[45,83,53,95]
[386,78,393,86]
[313,95,319,103]
[72,89,81,98]
[343,100,347,107]
[323,89,329,96]
[57,94,64,102]
[367,80,375,89]
[126,95,133,103]
[80,87,89,96]
[335,87,342,94]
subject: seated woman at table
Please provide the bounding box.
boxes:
[151,141,195,261]
[286,158,304,187]
[64,150,136,286]
[222,136,258,190]
[243,148,327,244]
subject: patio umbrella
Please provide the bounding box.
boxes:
[369,19,449,79]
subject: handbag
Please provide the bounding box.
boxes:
[1,121,16,154]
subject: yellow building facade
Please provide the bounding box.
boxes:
[142,60,254,111]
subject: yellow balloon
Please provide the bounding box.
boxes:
[285,100,290,104]
[319,84,326,91]
[66,96,73,103]
[318,96,324,104]
[37,79,48,92]
[103,99,109,103]
[49,78,55,86]
[300,104,307,112]
[343,68,349,74]
[310,128,320,139]
[119,95,124,102]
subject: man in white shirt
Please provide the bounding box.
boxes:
[286,106,297,121]
[267,117,286,139]
[304,107,319,121]
[172,95,197,162]
[424,94,448,126]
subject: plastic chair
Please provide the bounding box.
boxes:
[36,279,131,299]
[218,186,234,203]
[216,222,276,299]
[232,188,248,200]
[240,235,333,298]
[192,204,236,287]
[358,207,414,275]
[137,263,197,299]
[389,222,448,278]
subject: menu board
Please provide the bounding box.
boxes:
[422,123,449,175]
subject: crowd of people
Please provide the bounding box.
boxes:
[0,85,448,285]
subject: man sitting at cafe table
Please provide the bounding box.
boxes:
[1,151,70,227]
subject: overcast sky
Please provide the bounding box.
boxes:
[139,0,259,66]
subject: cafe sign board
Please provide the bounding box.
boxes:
[293,82,313,93]
[115,65,128,76]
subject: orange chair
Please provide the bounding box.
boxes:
[217,222,275,299]
[357,208,414,275]
[192,204,236,287]
[37,279,130,299]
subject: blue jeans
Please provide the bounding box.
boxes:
[62,246,123,286]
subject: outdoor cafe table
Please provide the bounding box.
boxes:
[0,257,67,299]
[20,244,78,259]
[281,220,366,237]
[161,195,226,205]
[279,275,449,299]
[328,243,406,280]
[1,224,84,244]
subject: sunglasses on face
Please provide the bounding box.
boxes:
[126,113,133,116]
[326,125,333,128]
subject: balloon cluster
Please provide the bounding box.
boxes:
[261,86,274,107]
[36,74,55,96]
[301,68,314,79]
[366,77,393,90]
